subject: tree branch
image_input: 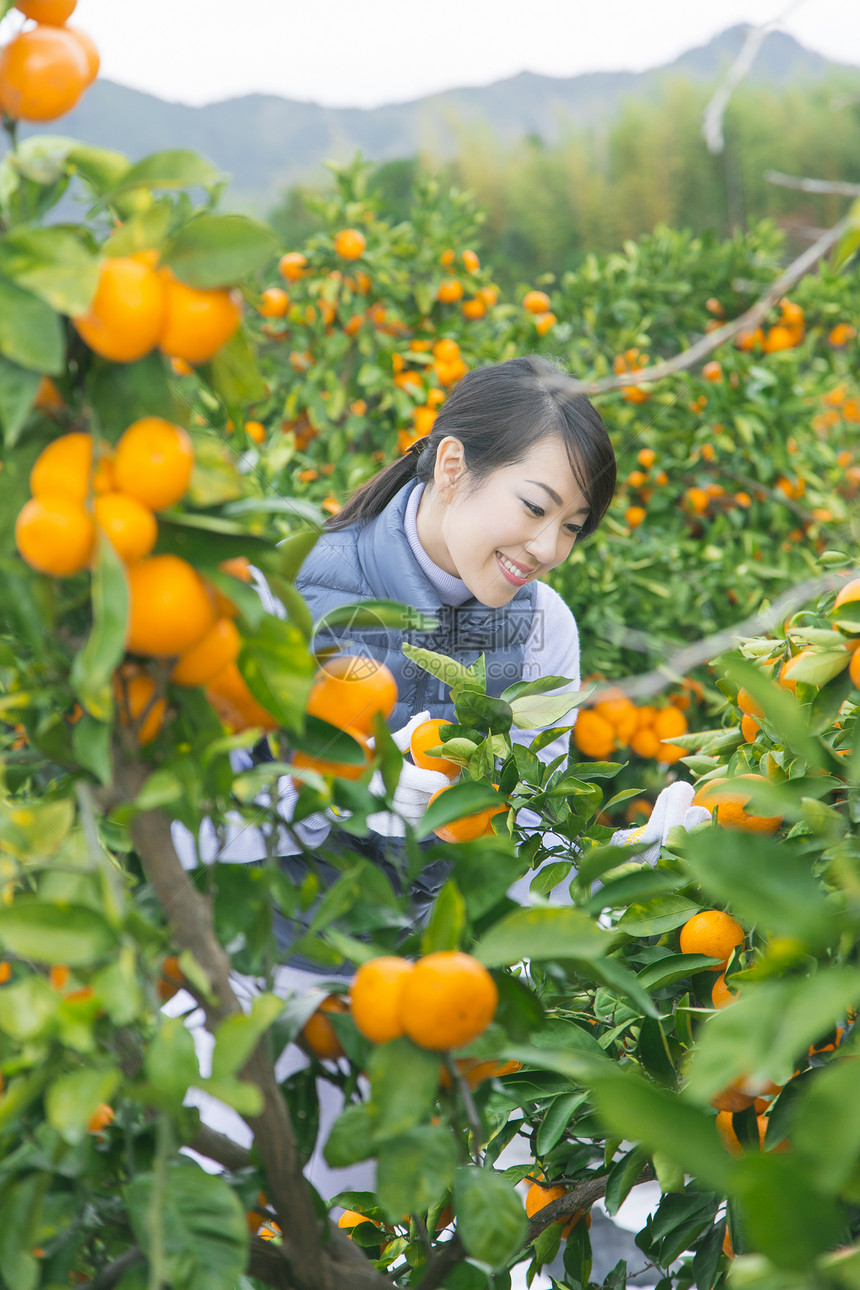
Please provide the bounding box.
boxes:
[766,170,860,198]
[524,1167,655,1243]
[82,1248,145,1290]
[189,1122,252,1172]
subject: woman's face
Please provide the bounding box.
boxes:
[418,435,591,607]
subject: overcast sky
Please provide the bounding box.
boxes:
[2,0,857,107]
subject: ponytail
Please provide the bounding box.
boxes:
[324,437,428,531]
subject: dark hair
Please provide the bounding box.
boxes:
[326,355,616,537]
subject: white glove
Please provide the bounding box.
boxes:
[609,781,711,866]
[366,711,455,838]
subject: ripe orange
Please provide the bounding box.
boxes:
[573,710,615,760]
[684,487,709,514]
[637,448,656,469]
[440,249,456,267]
[763,325,798,354]
[93,492,158,563]
[679,910,744,969]
[245,420,266,444]
[525,1182,589,1238]
[737,687,764,718]
[86,1103,114,1134]
[301,994,349,1060]
[334,228,366,260]
[631,727,661,759]
[338,1210,380,1236]
[710,1082,755,1114]
[65,25,99,83]
[113,417,194,511]
[114,669,166,745]
[30,431,92,502]
[0,24,89,121]
[715,1111,742,1156]
[437,278,464,304]
[34,375,65,412]
[535,311,557,336]
[171,618,241,687]
[427,784,508,844]
[523,290,550,314]
[49,963,70,990]
[702,361,723,382]
[126,554,216,657]
[73,255,166,363]
[15,494,95,576]
[594,693,638,744]
[653,705,687,746]
[462,297,486,320]
[711,973,737,1009]
[205,660,278,732]
[432,338,460,364]
[306,655,397,736]
[833,578,860,611]
[259,287,289,318]
[158,273,243,364]
[715,775,783,833]
[461,249,480,272]
[351,956,415,1044]
[849,650,860,691]
[291,727,371,781]
[740,714,760,743]
[446,1057,523,1089]
[409,718,460,777]
[399,951,498,1051]
[278,251,307,281]
[625,505,646,528]
[157,954,184,1002]
[16,0,76,18]
[412,405,437,436]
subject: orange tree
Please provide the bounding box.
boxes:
[2,42,860,1290]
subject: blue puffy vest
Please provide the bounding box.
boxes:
[296,479,538,728]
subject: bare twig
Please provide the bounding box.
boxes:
[703,23,772,155]
[189,1123,252,1172]
[417,1232,467,1290]
[525,1166,656,1242]
[567,211,856,397]
[83,1249,145,1290]
[766,170,860,198]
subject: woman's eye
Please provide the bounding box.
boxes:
[524,500,544,517]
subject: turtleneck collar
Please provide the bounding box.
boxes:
[404,481,472,607]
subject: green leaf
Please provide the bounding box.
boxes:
[89,349,187,439]
[163,213,278,287]
[45,1065,120,1144]
[376,1125,459,1221]
[105,149,222,198]
[0,976,57,1042]
[126,1166,247,1290]
[324,1102,376,1168]
[102,199,174,257]
[155,512,271,567]
[536,1090,588,1155]
[475,906,611,967]
[238,620,315,733]
[453,689,513,734]
[211,993,282,1080]
[591,1069,732,1192]
[604,1144,650,1216]
[682,828,837,951]
[732,1153,844,1269]
[0,356,41,447]
[0,226,98,315]
[616,893,700,936]
[588,955,659,1019]
[781,1055,860,1191]
[510,690,583,729]
[723,659,827,771]
[453,1165,528,1269]
[265,527,321,582]
[65,143,130,195]
[0,1172,41,1290]
[0,797,73,859]
[421,880,466,954]
[367,1037,441,1141]
[636,953,722,990]
[144,1016,199,1105]
[0,899,117,965]
[401,641,471,687]
[0,275,64,373]
[72,714,113,785]
[205,327,266,414]
[198,1076,263,1117]
[70,537,129,721]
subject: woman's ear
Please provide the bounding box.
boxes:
[434,436,466,496]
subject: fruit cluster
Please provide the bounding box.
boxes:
[574,689,690,763]
[0,0,98,124]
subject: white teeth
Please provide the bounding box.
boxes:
[498,553,527,578]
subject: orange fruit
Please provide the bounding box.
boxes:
[630,727,661,759]
[49,963,70,990]
[462,297,486,320]
[170,618,241,687]
[452,1058,523,1089]
[351,956,415,1045]
[711,973,737,1009]
[0,962,11,985]
[437,278,463,304]
[525,1182,589,1238]
[763,325,799,354]
[523,290,550,314]
[833,578,860,611]
[440,249,455,266]
[432,338,459,363]
[684,487,709,514]
[93,492,158,563]
[245,420,266,444]
[715,1111,743,1156]
[65,25,99,83]
[334,228,366,260]
[158,273,242,364]
[114,670,166,745]
[412,406,437,436]
[399,951,498,1051]
[461,249,480,272]
[653,706,687,741]
[259,286,289,318]
[737,688,764,718]
[15,494,95,576]
[740,714,760,743]
[0,24,89,121]
[711,1081,756,1114]
[410,718,460,777]
[86,1103,114,1134]
[849,650,860,690]
[34,375,65,412]
[113,417,194,511]
[157,954,184,1002]
[301,994,349,1060]
[715,775,783,833]
[625,505,646,528]
[205,660,278,733]
[534,311,556,337]
[16,0,76,18]
[594,694,638,744]
[73,255,166,363]
[427,784,508,844]
[680,910,744,969]
[30,431,92,502]
[278,251,307,281]
[338,1210,380,1236]
[702,361,722,382]
[126,554,215,657]
[306,655,397,736]
[637,448,656,468]
[573,710,615,760]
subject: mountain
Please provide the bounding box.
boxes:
[12,25,857,214]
